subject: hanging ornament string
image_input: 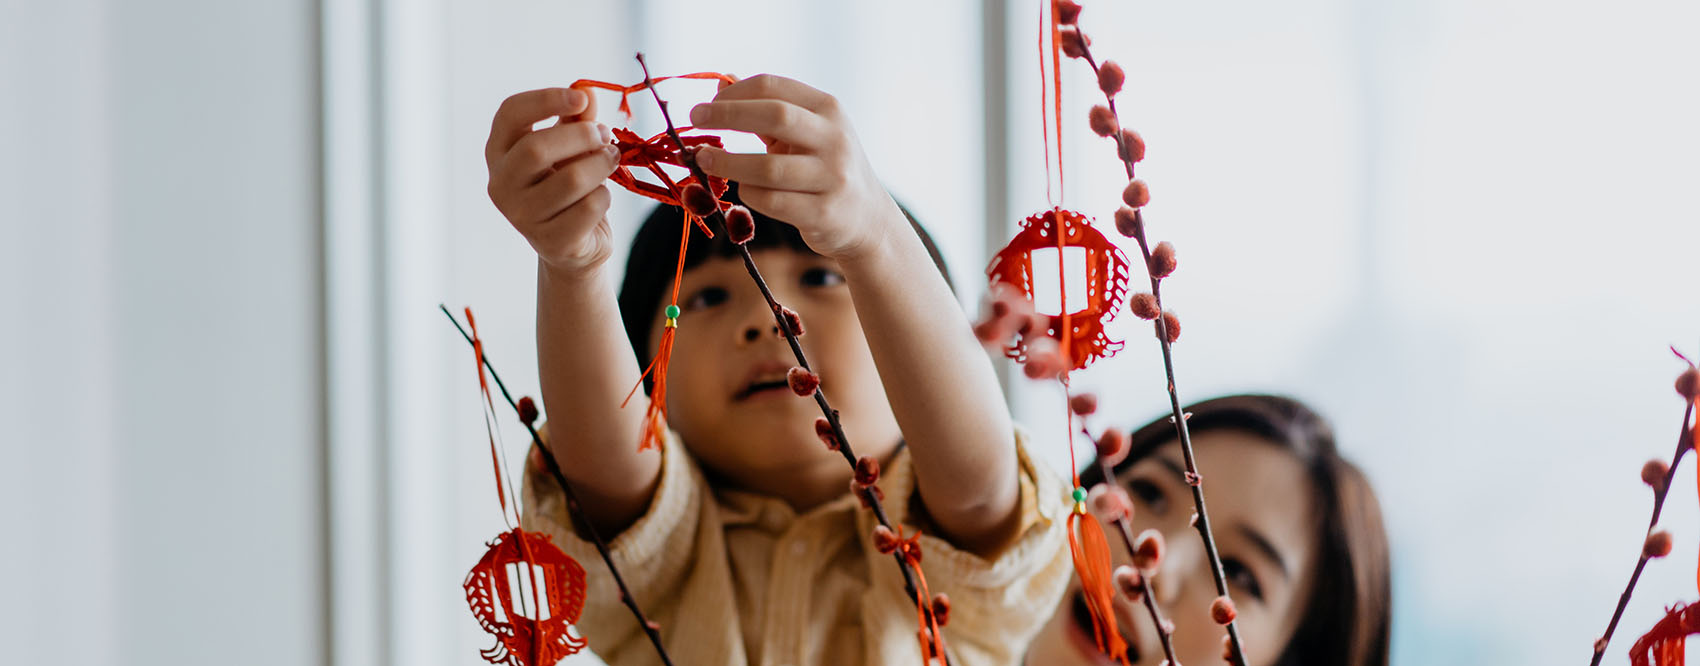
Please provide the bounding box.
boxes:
[469,308,542,649]
[1039,0,1066,205]
[1039,1,1128,663]
[573,72,735,452]
[469,307,524,530]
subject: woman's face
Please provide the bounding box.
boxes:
[1027,430,1320,666]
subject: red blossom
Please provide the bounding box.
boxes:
[726,205,755,245]
[1211,596,1238,624]
[1148,241,1177,278]
[787,366,819,396]
[1097,61,1125,96]
[1114,206,1143,238]
[1159,311,1181,343]
[1122,179,1151,208]
[1089,104,1117,137]
[1117,128,1146,163]
[1133,529,1165,573]
[1130,292,1160,320]
[680,183,717,217]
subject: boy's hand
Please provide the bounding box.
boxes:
[688,75,904,261]
[486,87,621,275]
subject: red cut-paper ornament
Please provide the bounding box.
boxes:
[462,309,592,666]
[464,527,591,666]
[986,207,1131,371]
[1630,601,1699,666]
[608,126,729,236]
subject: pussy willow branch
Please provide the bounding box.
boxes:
[633,53,951,664]
[1085,437,1180,665]
[1590,401,1695,665]
[440,305,676,666]
[1070,30,1250,666]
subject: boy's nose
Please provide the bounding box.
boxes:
[739,324,780,344]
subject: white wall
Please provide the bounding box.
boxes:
[1,1,325,665]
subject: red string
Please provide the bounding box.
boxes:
[570,72,735,119]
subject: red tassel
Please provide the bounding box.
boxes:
[620,195,695,452]
[622,326,674,452]
[1068,510,1129,665]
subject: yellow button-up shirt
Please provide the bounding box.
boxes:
[521,428,1071,666]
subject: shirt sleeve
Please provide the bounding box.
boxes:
[857,427,1074,666]
[520,425,746,665]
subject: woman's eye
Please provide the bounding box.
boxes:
[1223,558,1264,601]
[801,267,846,287]
[1126,478,1168,514]
[682,287,729,311]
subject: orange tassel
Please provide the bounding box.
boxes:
[1069,509,1129,665]
[620,208,695,452]
[623,326,674,452]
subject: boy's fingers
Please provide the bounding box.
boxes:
[532,185,613,258]
[508,145,620,226]
[694,148,833,193]
[499,121,611,186]
[712,74,837,114]
[486,88,592,166]
[688,100,834,151]
[734,185,816,226]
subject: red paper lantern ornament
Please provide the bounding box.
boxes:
[464,528,591,666]
[986,207,1131,372]
[461,308,593,666]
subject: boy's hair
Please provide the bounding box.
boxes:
[618,185,953,381]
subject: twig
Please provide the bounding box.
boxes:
[1590,399,1695,665]
[632,53,952,665]
[1067,21,1251,666]
[440,305,676,666]
[1092,451,1180,664]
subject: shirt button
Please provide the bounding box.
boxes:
[791,540,806,556]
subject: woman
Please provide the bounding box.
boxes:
[1026,394,1391,666]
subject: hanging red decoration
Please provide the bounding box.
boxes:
[1629,602,1700,666]
[571,71,737,452]
[461,308,592,666]
[464,528,592,666]
[986,207,1130,372]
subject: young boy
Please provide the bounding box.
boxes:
[485,74,1070,665]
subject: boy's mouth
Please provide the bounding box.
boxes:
[734,378,792,401]
[733,362,799,402]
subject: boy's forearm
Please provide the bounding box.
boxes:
[536,260,660,534]
[838,203,1021,554]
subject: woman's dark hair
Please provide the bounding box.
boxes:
[1081,394,1391,666]
[617,185,952,374]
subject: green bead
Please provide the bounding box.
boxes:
[665,304,681,319]
[1071,487,1087,503]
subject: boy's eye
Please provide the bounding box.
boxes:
[682,286,729,312]
[801,267,845,287]
[1126,478,1168,515]
[1223,557,1264,601]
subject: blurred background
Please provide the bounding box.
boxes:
[4,0,1698,664]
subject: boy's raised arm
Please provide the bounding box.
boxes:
[487,88,660,534]
[690,76,1022,555]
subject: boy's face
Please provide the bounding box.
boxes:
[646,247,901,501]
